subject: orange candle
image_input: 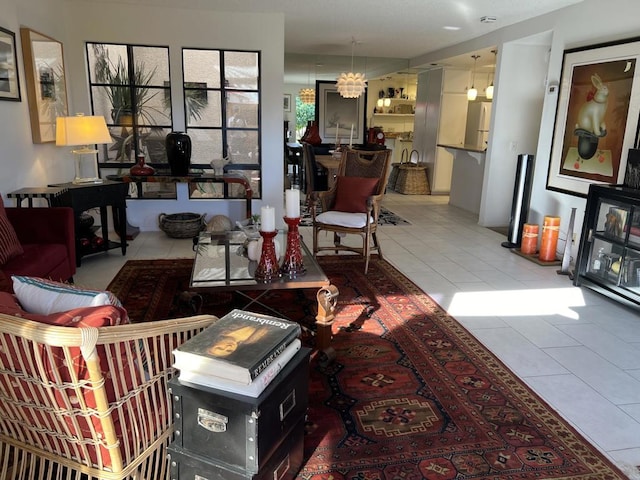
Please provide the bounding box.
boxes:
[520,223,539,255]
[539,216,560,262]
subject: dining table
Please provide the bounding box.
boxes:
[316,153,342,188]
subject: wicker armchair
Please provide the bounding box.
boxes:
[311,148,392,273]
[0,312,216,480]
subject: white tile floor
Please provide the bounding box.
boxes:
[75,192,640,477]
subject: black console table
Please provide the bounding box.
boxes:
[49,181,129,266]
[106,172,253,219]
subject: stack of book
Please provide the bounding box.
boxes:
[172,309,302,397]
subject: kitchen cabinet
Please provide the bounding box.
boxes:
[574,184,640,309]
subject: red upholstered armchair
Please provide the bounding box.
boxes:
[0,197,76,291]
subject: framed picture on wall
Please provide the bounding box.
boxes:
[283,93,291,112]
[546,36,640,197]
[315,80,367,145]
[0,26,21,101]
[20,28,69,143]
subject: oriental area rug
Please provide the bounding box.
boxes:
[107,257,626,480]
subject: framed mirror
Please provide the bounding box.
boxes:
[20,27,68,143]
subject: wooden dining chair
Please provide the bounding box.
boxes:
[302,142,329,204]
[310,148,392,273]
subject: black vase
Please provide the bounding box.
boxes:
[165,131,192,176]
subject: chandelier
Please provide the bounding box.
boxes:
[336,39,367,98]
[299,88,315,104]
[299,63,315,104]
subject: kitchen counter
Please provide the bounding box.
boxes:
[437,143,485,162]
[437,143,487,214]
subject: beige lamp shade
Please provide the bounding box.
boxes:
[56,114,112,149]
[56,114,112,184]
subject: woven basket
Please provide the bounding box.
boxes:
[395,164,431,195]
[158,212,205,238]
[388,148,409,192]
[395,149,430,195]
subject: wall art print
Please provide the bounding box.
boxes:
[0,26,21,101]
[547,36,640,197]
[315,80,366,145]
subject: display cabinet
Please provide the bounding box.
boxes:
[574,184,640,308]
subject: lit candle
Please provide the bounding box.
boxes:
[285,188,300,218]
[349,124,354,147]
[539,216,560,262]
[260,205,275,232]
[335,123,339,146]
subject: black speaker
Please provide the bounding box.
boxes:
[502,154,535,248]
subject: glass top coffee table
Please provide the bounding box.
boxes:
[190,230,338,363]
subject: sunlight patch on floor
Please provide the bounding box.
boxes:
[448,287,587,319]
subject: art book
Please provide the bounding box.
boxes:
[177,339,302,397]
[172,309,301,385]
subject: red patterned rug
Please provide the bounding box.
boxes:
[108,257,626,479]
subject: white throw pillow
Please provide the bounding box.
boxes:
[11,276,121,315]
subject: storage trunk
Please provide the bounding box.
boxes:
[169,348,310,473]
[167,419,304,480]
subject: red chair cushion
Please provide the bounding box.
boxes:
[333,176,379,213]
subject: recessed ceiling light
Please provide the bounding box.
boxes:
[443,25,460,31]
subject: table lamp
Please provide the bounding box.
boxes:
[56,114,112,184]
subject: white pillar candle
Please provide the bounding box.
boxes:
[285,188,300,218]
[260,205,275,231]
[349,123,354,146]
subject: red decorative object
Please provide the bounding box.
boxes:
[301,121,322,146]
[254,230,281,282]
[281,217,305,277]
[130,154,155,176]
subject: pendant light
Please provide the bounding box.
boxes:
[467,54,480,101]
[485,49,496,100]
[336,39,367,99]
[299,62,315,104]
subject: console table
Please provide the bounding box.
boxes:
[106,172,253,219]
[49,181,129,266]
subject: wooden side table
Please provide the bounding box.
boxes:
[48,181,129,266]
[7,187,67,207]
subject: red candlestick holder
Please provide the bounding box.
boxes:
[254,230,281,282]
[281,217,306,277]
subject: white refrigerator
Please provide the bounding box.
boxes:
[464,101,492,148]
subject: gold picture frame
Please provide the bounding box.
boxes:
[20,27,68,143]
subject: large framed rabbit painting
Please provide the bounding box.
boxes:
[547,37,640,197]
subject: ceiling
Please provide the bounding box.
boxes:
[82,0,583,83]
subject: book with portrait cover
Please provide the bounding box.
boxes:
[172,309,301,385]
[177,339,302,397]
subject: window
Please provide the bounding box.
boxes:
[182,48,261,199]
[87,43,172,168]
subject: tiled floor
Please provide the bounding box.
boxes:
[75,192,640,477]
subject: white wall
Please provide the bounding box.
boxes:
[1,0,284,229]
[0,0,71,200]
[412,0,640,260]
